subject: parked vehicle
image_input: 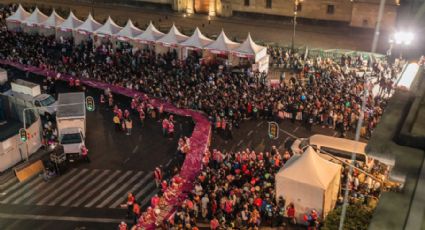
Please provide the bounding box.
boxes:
[4,79,57,116]
[56,92,86,162]
[291,134,373,168]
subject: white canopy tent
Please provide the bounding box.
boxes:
[204,30,240,65]
[205,30,240,54]
[115,19,143,41]
[180,27,213,59]
[74,13,102,44]
[233,33,267,62]
[155,24,188,58]
[39,10,64,36]
[275,147,341,221]
[56,11,83,40]
[94,16,123,46]
[134,21,164,51]
[232,33,269,73]
[6,4,30,31]
[22,7,48,34]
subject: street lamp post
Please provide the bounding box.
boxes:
[389,31,414,60]
[291,0,302,52]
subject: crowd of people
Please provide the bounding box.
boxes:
[0,4,404,229]
[0,4,402,141]
[158,145,386,229]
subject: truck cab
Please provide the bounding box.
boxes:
[59,128,85,162]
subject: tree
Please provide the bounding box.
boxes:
[323,203,374,230]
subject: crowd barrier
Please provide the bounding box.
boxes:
[0,59,211,229]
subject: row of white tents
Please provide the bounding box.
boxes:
[6,5,269,71]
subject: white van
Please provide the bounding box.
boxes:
[291,134,373,168]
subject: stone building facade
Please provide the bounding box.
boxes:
[142,0,399,30]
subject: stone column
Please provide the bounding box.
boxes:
[209,0,216,16]
[186,0,194,14]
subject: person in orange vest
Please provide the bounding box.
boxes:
[118,221,127,230]
[80,145,90,163]
[126,192,135,218]
[154,167,162,187]
[132,202,141,225]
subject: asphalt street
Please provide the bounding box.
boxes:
[0,66,195,229]
[0,66,362,229]
[0,0,381,52]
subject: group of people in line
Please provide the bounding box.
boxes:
[0,4,406,230]
[0,4,404,142]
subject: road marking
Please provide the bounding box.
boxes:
[96,171,143,208]
[1,176,43,204]
[165,159,173,168]
[12,177,50,204]
[247,130,253,136]
[0,178,18,191]
[132,145,139,154]
[256,121,264,127]
[140,187,159,208]
[0,212,126,224]
[1,174,39,197]
[23,168,79,205]
[135,180,156,204]
[279,128,298,139]
[123,157,130,164]
[60,170,110,207]
[111,172,153,208]
[237,140,244,146]
[71,170,121,207]
[84,171,133,208]
[36,169,88,205]
[293,127,299,132]
[3,219,22,229]
[47,169,99,206]
[284,137,290,144]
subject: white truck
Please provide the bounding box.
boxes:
[0,68,10,93]
[6,79,57,116]
[56,92,86,162]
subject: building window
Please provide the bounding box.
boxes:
[244,0,250,6]
[327,5,335,14]
[266,0,272,9]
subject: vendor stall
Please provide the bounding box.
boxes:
[275,147,341,221]
[73,13,102,45]
[232,33,269,73]
[114,19,143,49]
[94,16,122,47]
[56,11,83,40]
[134,21,164,52]
[22,7,48,34]
[155,24,188,59]
[6,4,30,31]
[204,30,240,66]
[180,27,213,60]
[39,10,64,37]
